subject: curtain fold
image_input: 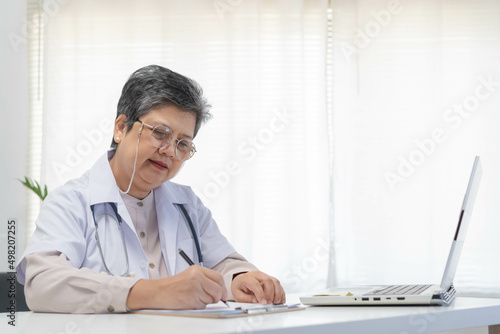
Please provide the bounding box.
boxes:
[330,0,500,296]
[39,0,330,293]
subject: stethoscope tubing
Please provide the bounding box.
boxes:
[175,203,204,267]
[91,202,130,277]
[91,202,203,276]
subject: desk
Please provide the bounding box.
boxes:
[6,295,500,334]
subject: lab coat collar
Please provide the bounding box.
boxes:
[89,150,191,276]
[88,150,122,206]
[87,151,147,276]
[88,151,141,253]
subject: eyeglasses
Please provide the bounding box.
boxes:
[136,120,196,161]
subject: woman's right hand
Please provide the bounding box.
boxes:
[126,265,228,310]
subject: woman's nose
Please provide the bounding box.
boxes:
[158,140,176,157]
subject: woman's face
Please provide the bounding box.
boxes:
[110,104,196,199]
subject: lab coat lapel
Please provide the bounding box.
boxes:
[154,184,180,276]
[87,150,148,278]
[88,151,137,234]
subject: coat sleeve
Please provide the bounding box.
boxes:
[211,252,259,301]
[17,183,91,285]
[23,250,140,313]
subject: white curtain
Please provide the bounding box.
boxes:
[38,0,331,293]
[330,0,500,296]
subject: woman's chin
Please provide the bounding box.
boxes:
[139,172,170,189]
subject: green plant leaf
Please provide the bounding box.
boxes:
[18,176,48,201]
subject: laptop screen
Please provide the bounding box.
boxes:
[440,156,482,290]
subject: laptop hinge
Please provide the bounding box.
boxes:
[432,283,456,305]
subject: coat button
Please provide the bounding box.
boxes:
[137,202,143,207]
[149,263,155,269]
[108,305,115,312]
[140,231,146,238]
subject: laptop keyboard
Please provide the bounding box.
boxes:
[367,284,432,296]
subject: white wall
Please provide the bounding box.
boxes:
[0,1,28,271]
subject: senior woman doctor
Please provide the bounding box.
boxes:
[17,65,285,313]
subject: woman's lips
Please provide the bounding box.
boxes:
[150,159,168,170]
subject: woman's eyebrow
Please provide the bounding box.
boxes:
[180,133,194,140]
[175,132,193,140]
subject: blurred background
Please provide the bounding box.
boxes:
[1,0,499,297]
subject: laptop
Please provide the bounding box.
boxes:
[300,156,482,306]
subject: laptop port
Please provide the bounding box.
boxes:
[374,297,381,301]
[362,297,369,301]
[397,297,405,300]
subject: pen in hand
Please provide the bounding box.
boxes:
[178,248,230,308]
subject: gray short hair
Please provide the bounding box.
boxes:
[111,65,212,148]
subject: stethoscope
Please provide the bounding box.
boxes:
[90,202,203,277]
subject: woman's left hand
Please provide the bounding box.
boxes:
[231,271,286,304]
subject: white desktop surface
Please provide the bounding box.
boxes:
[7,295,500,334]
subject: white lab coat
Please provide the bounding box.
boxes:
[17,150,236,284]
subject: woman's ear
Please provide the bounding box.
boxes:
[114,114,128,143]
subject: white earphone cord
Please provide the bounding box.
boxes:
[120,124,143,195]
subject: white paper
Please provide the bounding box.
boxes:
[135,301,285,315]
